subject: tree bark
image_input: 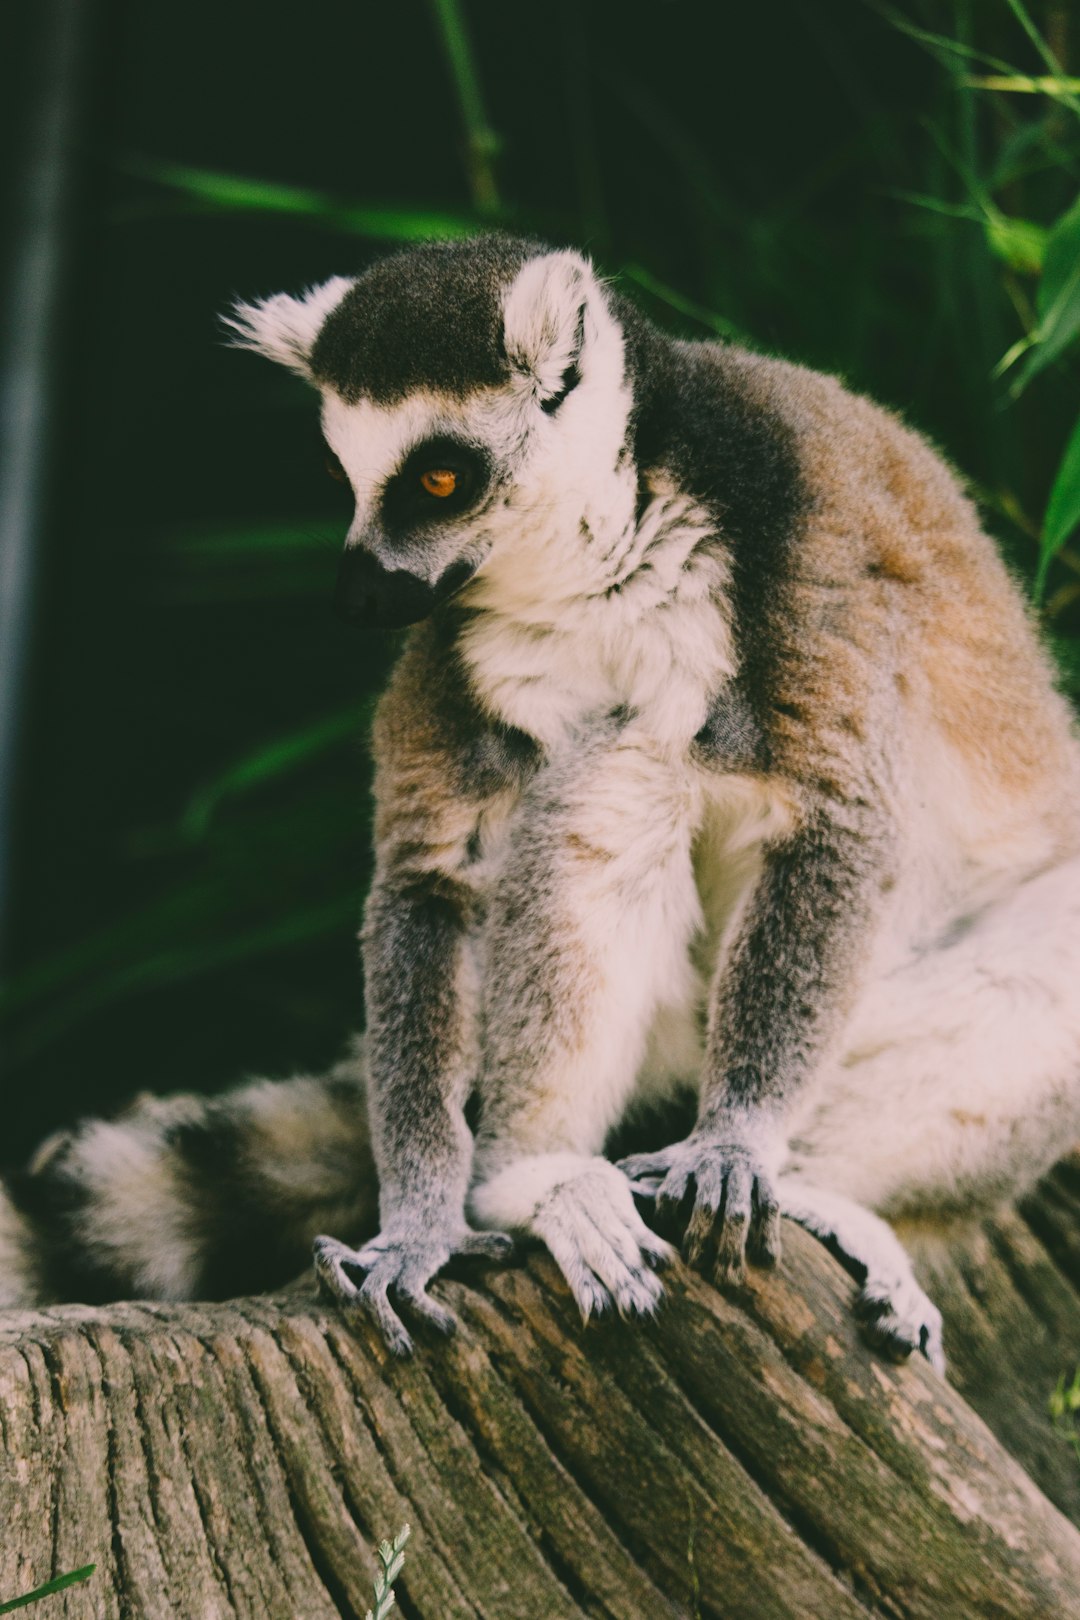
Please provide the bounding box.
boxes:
[4,1162,1080,1619]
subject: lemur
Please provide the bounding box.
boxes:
[6,235,1080,1376]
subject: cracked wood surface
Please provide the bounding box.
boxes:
[4,1164,1080,1619]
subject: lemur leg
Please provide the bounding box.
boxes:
[777,1177,946,1373]
[775,854,1080,1371]
[469,738,703,1319]
[785,854,1080,1220]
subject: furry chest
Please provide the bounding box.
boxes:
[471,714,790,934]
[469,720,706,903]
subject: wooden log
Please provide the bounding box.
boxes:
[4,1167,1080,1620]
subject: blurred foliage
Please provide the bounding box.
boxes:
[4,0,1080,1152]
[1050,1364,1080,1464]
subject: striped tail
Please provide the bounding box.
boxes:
[2,1040,376,1308]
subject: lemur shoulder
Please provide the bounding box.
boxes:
[7,234,1080,1374]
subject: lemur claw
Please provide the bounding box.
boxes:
[313,1226,514,1355]
[856,1280,946,1376]
[619,1137,782,1288]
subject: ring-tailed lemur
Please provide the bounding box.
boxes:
[7,235,1080,1375]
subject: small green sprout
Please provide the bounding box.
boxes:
[365,1525,410,1620]
[1049,1365,1080,1461]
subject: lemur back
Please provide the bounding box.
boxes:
[5,236,1080,1375]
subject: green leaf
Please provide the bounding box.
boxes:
[984,214,1048,275]
[1012,192,1080,392]
[179,701,373,841]
[964,73,1080,97]
[619,264,749,342]
[1037,408,1080,596]
[0,1568,96,1614]
[163,522,336,560]
[2,893,362,1070]
[115,155,480,242]
[0,782,371,1038]
[1048,635,1080,693]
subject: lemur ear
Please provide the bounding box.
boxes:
[224,277,354,377]
[502,251,592,411]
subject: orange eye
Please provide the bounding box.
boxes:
[325,451,347,484]
[420,468,458,498]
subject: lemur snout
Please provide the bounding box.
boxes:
[334,546,477,629]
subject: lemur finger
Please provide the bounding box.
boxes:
[626,1175,664,1201]
[398,1282,457,1337]
[575,1212,664,1317]
[683,1162,724,1268]
[920,1311,947,1378]
[588,1174,676,1274]
[542,1225,614,1320]
[714,1164,751,1287]
[856,1279,946,1376]
[313,1234,367,1302]
[636,1223,677,1270]
[351,1239,391,1269]
[456,1230,515,1261]
[749,1177,782,1268]
[606,1255,664,1318]
[654,1165,692,1233]
[358,1273,415,1357]
[616,1150,676,1181]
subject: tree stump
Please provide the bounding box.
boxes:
[5,1161,1080,1618]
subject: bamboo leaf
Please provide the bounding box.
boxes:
[1037,409,1080,597]
[1002,0,1080,120]
[620,265,749,341]
[984,214,1048,275]
[963,73,1080,98]
[115,155,478,241]
[179,702,373,841]
[0,789,370,1027]
[1012,192,1080,392]
[2,893,362,1070]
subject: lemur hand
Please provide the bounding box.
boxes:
[619,1128,782,1287]
[313,1223,514,1355]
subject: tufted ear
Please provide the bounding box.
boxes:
[223,276,354,377]
[502,251,593,411]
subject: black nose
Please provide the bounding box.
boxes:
[334,549,477,629]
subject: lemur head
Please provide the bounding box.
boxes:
[228,237,639,628]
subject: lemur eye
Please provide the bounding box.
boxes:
[420,468,458,498]
[325,450,347,483]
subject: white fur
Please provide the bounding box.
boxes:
[786,853,1080,1216]
[226,277,354,377]
[0,1192,38,1308]
[73,1117,201,1298]
[470,734,709,1172]
[470,1154,671,1319]
[502,251,589,404]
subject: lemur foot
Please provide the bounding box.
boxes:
[313,1227,514,1356]
[619,1130,782,1287]
[532,1162,675,1321]
[778,1177,946,1376]
[856,1276,946,1375]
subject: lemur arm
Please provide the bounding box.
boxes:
[314,620,536,1352]
[623,776,894,1283]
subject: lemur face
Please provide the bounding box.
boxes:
[229,238,636,628]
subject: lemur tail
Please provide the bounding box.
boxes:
[1,1040,377,1308]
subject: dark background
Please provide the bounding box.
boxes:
[2,0,1077,1161]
